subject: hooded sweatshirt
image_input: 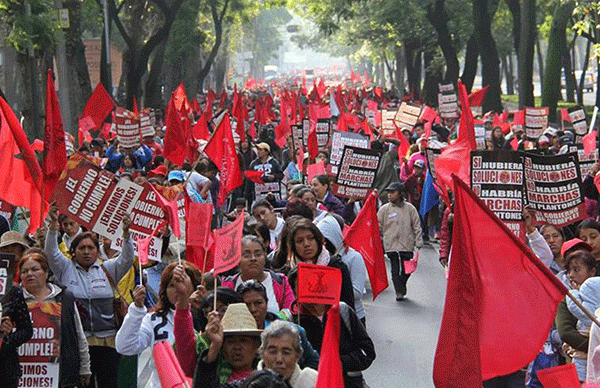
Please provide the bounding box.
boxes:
[317,215,367,319]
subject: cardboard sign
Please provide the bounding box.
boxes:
[524,107,549,140]
[575,143,599,177]
[330,130,370,174]
[425,148,442,185]
[381,109,398,137]
[438,83,459,119]
[475,125,487,150]
[471,151,525,237]
[523,152,585,227]
[302,119,310,148]
[316,119,331,150]
[394,102,422,131]
[18,301,61,388]
[114,107,141,149]
[139,108,156,138]
[254,182,285,202]
[297,263,342,305]
[568,106,588,136]
[333,146,381,199]
[291,125,303,153]
[0,253,16,302]
[52,153,164,260]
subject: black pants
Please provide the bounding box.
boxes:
[482,370,526,388]
[87,345,121,388]
[387,251,413,295]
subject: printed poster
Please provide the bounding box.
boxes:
[330,130,370,174]
[114,107,141,149]
[332,146,381,199]
[524,107,549,140]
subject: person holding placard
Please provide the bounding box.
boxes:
[19,249,92,387]
[310,174,345,217]
[45,203,134,388]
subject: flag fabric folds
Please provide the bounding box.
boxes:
[315,303,344,388]
[213,212,244,275]
[343,191,388,300]
[432,176,569,387]
[81,83,114,131]
[536,364,580,388]
[150,184,181,238]
[43,69,67,202]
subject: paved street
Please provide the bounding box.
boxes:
[362,243,447,388]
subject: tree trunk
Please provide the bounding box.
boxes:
[578,39,592,105]
[395,46,405,93]
[405,42,422,99]
[197,0,230,92]
[518,0,536,108]
[541,1,574,122]
[562,38,576,103]
[144,41,167,109]
[426,0,460,84]
[535,35,544,89]
[502,55,515,94]
[474,0,503,112]
[508,54,515,94]
[461,34,479,92]
[505,0,521,55]
[214,31,229,91]
[18,54,44,140]
[100,10,112,95]
[423,52,442,106]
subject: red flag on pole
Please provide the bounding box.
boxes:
[432,176,568,387]
[153,341,193,388]
[536,364,580,388]
[184,193,214,270]
[138,220,167,265]
[315,303,344,388]
[297,263,342,305]
[513,110,525,126]
[244,170,264,185]
[192,113,211,141]
[343,191,388,299]
[307,126,319,161]
[164,98,194,167]
[0,96,46,233]
[173,83,190,112]
[81,83,114,131]
[583,130,597,157]
[213,212,244,276]
[433,138,472,205]
[457,79,477,150]
[203,114,244,206]
[149,184,181,238]
[467,85,489,106]
[43,69,67,202]
[561,108,572,123]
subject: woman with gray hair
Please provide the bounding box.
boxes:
[258,320,317,388]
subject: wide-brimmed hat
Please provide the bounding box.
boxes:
[221,303,263,336]
[0,231,29,250]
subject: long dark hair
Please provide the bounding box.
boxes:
[288,217,324,263]
[154,261,202,317]
[69,231,100,258]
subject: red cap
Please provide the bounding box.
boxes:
[561,238,592,258]
[148,165,168,178]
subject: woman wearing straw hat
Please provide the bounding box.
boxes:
[194,303,262,387]
[0,230,30,265]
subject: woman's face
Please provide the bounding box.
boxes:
[252,206,277,230]
[542,226,564,259]
[294,229,319,263]
[262,334,300,380]
[311,178,328,200]
[73,237,99,268]
[20,258,48,291]
[579,228,600,258]
[222,335,259,371]
[301,192,317,214]
[243,290,268,329]
[124,154,134,167]
[492,127,503,139]
[240,241,266,280]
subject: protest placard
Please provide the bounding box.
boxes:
[254,182,285,202]
[381,109,397,137]
[438,83,459,119]
[17,301,61,388]
[316,119,331,150]
[0,253,16,304]
[471,150,525,237]
[0,199,15,225]
[114,107,141,149]
[393,102,422,131]
[568,106,588,136]
[425,148,442,185]
[332,146,381,199]
[523,152,585,227]
[525,107,549,140]
[574,143,599,178]
[330,131,370,174]
[302,118,310,147]
[139,108,155,138]
[475,125,487,150]
[291,124,303,152]
[52,153,164,260]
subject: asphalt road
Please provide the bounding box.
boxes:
[362,242,447,388]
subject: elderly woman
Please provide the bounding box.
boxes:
[221,235,295,315]
[19,249,92,386]
[258,320,317,388]
[45,204,134,388]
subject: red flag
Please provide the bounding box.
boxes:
[153,341,193,388]
[31,139,44,152]
[150,184,181,238]
[513,110,525,125]
[457,79,477,150]
[343,191,388,299]
[274,116,290,148]
[185,193,214,270]
[219,89,227,109]
[510,136,519,150]
[173,83,190,112]
[306,161,326,183]
[78,116,94,147]
[213,212,244,275]
[467,85,489,106]
[205,89,216,119]
[297,263,342,305]
[203,114,244,206]
[0,96,46,233]
[561,108,572,123]
[164,97,195,167]
[192,97,201,114]
[133,96,139,116]
[350,70,359,84]
[432,176,568,387]
[81,83,114,131]
[244,170,264,185]
[583,130,597,156]
[317,79,326,100]
[536,364,580,388]
[192,113,210,141]
[315,303,344,388]
[395,125,410,161]
[433,138,471,204]
[307,126,318,160]
[138,220,167,265]
[43,69,67,202]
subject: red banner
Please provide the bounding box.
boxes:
[297,263,342,305]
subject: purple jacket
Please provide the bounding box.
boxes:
[322,191,345,217]
[221,270,296,310]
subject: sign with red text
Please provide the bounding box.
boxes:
[394,102,422,131]
[330,130,370,174]
[525,107,549,140]
[333,146,381,199]
[568,106,588,136]
[297,263,342,305]
[471,150,525,237]
[523,152,585,227]
[316,119,331,150]
[114,107,141,149]
[18,301,61,388]
[438,83,459,119]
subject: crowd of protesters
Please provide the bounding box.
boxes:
[1,79,600,388]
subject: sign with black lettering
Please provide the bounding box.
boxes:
[523,152,585,227]
[438,83,459,119]
[568,106,588,136]
[316,119,331,150]
[394,102,422,131]
[330,131,370,174]
[333,146,381,199]
[114,107,141,149]
[525,107,549,140]
[471,150,525,237]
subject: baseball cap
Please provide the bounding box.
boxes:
[256,142,271,153]
[414,159,426,169]
[167,170,185,183]
[385,182,405,192]
[561,238,593,258]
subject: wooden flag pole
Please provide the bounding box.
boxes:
[566,291,600,328]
